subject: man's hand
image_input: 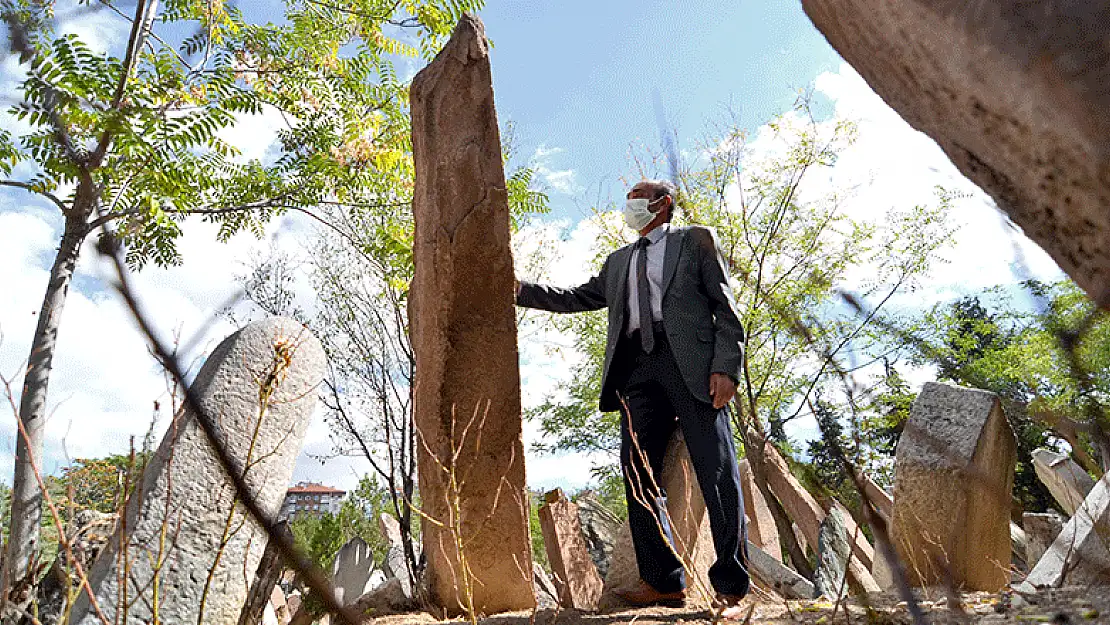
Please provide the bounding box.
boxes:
[709,373,736,410]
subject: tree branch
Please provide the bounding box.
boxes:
[0,180,68,212]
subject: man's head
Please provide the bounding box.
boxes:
[626,179,677,233]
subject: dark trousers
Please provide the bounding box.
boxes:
[615,323,750,597]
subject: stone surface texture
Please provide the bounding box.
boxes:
[814,508,851,600]
[379,513,414,599]
[1032,448,1096,516]
[860,472,894,522]
[576,491,621,579]
[761,443,879,592]
[746,541,815,600]
[1023,512,1065,570]
[887,382,1016,591]
[409,13,534,614]
[533,563,559,610]
[739,459,781,561]
[538,489,603,610]
[600,432,716,609]
[333,537,377,605]
[1023,472,1110,588]
[70,317,324,625]
[802,0,1110,307]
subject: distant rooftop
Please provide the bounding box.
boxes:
[286,481,346,495]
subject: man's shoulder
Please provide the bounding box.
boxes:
[674,224,718,246]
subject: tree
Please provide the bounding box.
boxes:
[240,128,547,592]
[528,100,954,574]
[905,280,1110,511]
[0,0,484,594]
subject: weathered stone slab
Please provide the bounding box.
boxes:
[887,382,1016,591]
[409,13,534,615]
[739,459,781,561]
[70,318,324,625]
[1032,448,1096,516]
[333,537,376,604]
[533,563,559,609]
[746,541,815,600]
[539,489,603,610]
[801,0,1110,307]
[1023,512,1065,571]
[600,431,716,609]
[1022,472,1110,588]
[761,443,879,592]
[859,471,893,522]
[378,513,414,599]
[576,491,621,579]
[815,507,851,600]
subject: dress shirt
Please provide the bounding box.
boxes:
[626,223,669,334]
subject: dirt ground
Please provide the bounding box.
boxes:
[370,587,1108,624]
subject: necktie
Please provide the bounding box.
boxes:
[636,237,654,353]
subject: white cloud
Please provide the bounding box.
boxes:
[530,144,583,195]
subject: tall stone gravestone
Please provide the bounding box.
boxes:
[409,13,534,614]
[70,318,325,625]
[885,382,1015,591]
[801,0,1110,308]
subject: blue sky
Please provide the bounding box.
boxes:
[0,0,1067,492]
[481,0,839,219]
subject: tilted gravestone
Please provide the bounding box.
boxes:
[70,317,324,625]
[801,0,1110,308]
[378,513,414,599]
[814,507,851,600]
[739,459,781,561]
[1032,448,1096,516]
[1022,472,1110,589]
[600,431,716,610]
[884,382,1015,591]
[332,537,376,605]
[409,13,534,614]
[538,489,603,610]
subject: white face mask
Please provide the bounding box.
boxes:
[623,197,663,231]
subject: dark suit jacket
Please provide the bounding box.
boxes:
[517,225,744,412]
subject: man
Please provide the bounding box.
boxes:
[516,180,749,617]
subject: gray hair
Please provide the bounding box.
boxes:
[642,179,679,222]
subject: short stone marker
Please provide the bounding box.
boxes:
[739,459,781,561]
[409,13,534,614]
[539,489,603,610]
[814,507,851,600]
[601,431,716,609]
[1023,512,1064,570]
[69,317,325,625]
[1022,472,1110,588]
[886,382,1015,591]
[333,537,377,604]
[1032,448,1095,516]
